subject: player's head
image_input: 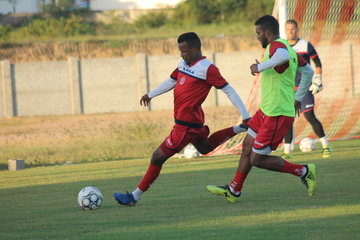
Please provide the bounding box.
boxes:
[177,32,202,65]
[285,19,299,41]
[255,15,280,48]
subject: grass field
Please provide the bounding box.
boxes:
[1,138,359,240]
[0,108,239,169]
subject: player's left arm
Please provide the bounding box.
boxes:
[308,42,323,94]
[140,68,178,107]
[221,84,251,121]
[207,65,251,121]
[252,47,290,74]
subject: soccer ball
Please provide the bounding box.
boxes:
[184,144,200,159]
[78,186,103,210]
[299,137,316,152]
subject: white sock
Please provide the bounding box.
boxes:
[284,143,292,154]
[229,185,241,195]
[233,125,242,134]
[319,136,329,148]
[300,166,307,177]
[132,188,143,201]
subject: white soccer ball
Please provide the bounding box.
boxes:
[184,144,200,159]
[78,186,103,210]
[299,137,316,152]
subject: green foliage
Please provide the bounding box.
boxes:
[39,0,76,18]
[7,15,95,40]
[98,11,136,35]
[170,0,273,24]
[0,24,11,40]
[0,0,274,43]
[134,11,168,29]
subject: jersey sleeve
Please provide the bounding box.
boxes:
[206,64,228,89]
[170,68,179,80]
[269,41,287,56]
[307,41,318,59]
[297,53,307,67]
[269,41,289,74]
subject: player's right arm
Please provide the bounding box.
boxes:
[140,69,178,107]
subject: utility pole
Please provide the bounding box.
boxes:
[9,0,17,14]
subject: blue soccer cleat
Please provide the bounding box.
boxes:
[113,191,137,206]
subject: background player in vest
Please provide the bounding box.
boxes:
[207,15,317,203]
[114,32,251,206]
[282,19,331,159]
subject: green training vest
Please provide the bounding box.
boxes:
[260,38,298,117]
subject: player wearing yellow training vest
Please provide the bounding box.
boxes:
[207,15,318,202]
[260,38,298,117]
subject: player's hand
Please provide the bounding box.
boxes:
[140,94,151,107]
[250,59,260,76]
[242,117,251,126]
[309,74,323,94]
[295,100,301,117]
[239,117,251,130]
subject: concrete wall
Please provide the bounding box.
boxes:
[0,45,358,118]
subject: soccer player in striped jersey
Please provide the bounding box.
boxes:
[282,19,331,159]
[207,15,317,203]
[114,32,251,206]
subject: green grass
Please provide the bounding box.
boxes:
[1,139,359,240]
[0,21,255,45]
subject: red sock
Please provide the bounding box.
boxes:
[280,160,304,176]
[208,127,236,150]
[138,164,162,192]
[230,170,248,192]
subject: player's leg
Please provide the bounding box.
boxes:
[114,124,188,206]
[206,133,254,203]
[303,110,331,157]
[113,146,172,206]
[302,91,331,157]
[250,114,317,197]
[193,123,248,155]
[282,125,293,160]
[206,110,262,202]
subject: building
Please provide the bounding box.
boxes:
[0,0,180,15]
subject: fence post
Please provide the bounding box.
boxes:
[68,57,83,114]
[0,60,14,118]
[136,53,149,111]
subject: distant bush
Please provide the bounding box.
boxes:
[134,11,168,29]
[0,0,273,43]
[5,15,95,40]
[170,0,273,24]
[0,24,11,40]
[96,10,136,35]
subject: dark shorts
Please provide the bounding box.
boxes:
[160,124,210,156]
[248,109,294,154]
[301,90,315,113]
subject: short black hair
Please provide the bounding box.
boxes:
[255,15,280,35]
[177,32,201,50]
[286,19,298,29]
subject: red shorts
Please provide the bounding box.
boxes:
[248,109,294,154]
[160,124,210,156]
